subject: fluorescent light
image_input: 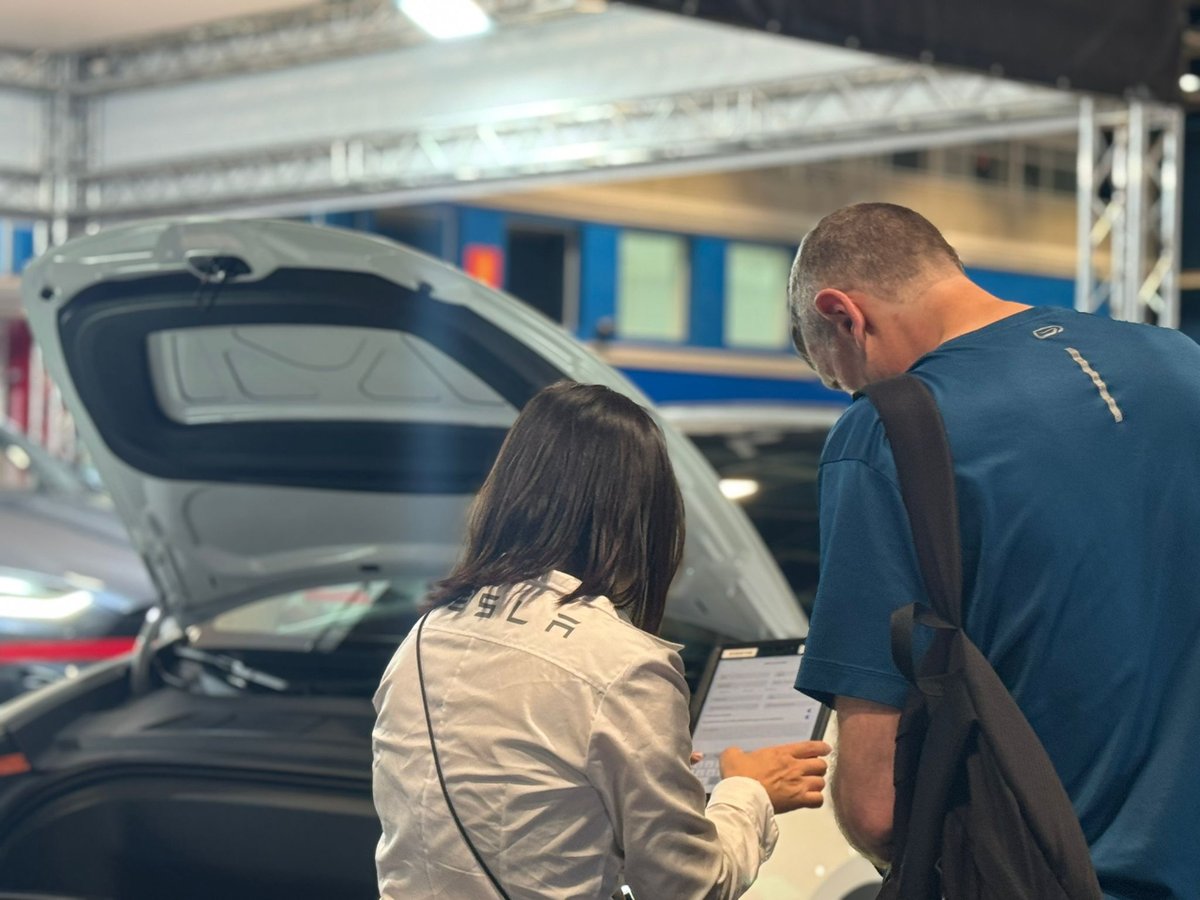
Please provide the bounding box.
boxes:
[4,445,30,471]
[0,589,93,620]
[399,0,492,40]
[0,575,34,596]
[719,478,760,502]
[1180,73,1200,93]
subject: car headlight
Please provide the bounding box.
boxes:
[0,574,94,620]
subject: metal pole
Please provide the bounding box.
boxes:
[1110,120,1129,321]
[45,381,63,456]
[0,219,10,275]
[1160,106,1184,329]
[1123,100,1147,323]
[27,343,44,445]
[44,55,85,245]
[1076,96,1096,314]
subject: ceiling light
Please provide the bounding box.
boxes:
[4,445,30,471]
[399,0,492,40]
[1180,73,1200,93]
[719,478,760,502]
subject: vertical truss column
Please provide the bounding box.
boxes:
[1076,97,1182,328]
[42,56,88,244]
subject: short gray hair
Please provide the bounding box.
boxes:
[788,241,836,369]
[787,203,963,366]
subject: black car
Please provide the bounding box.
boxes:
[0,423,154,701]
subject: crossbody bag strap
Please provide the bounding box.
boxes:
[862,375,964,629]
[415,613,513,900]
[863,376,963,682]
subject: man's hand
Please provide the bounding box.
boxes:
[718,741,831,813]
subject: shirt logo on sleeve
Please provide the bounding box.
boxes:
[1033,325,1064,339]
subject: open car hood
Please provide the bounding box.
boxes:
[21,219,806,639]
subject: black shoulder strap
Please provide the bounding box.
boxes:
[415,614,512,900]
[863,375,963,629]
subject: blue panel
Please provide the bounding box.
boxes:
[456,207,506,264]
[689,237,725,348]
[352,210,377,233]
[377,207,446,258]
[967,267,1074,308]
[579,224,619,341]
[314,210,377,232]
[620,367,848,407]
[12,226,34,273]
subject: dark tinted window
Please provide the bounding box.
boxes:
[689,428,826,616]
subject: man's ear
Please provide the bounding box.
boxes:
[814,288,866,343]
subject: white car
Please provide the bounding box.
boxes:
[0,219,876,899]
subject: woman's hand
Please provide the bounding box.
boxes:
[718,741,831,814]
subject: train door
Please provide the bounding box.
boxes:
[506,220,579,331]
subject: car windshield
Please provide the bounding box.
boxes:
[193,578,734,694]
[197,577,431,653]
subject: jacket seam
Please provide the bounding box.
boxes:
[422,621,614,694]
[582,656,643,802]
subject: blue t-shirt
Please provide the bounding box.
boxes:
[795,307,1200,900]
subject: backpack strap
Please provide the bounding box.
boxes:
[862,375,962,680]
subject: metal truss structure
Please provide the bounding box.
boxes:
[0,170,43,220]
[0,49,51,91]
[70,0,589,95]
[0,0,1184,326]
[81,65,1089,220]
[1076,98,1184,327]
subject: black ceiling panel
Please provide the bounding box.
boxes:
[623,0,1184,102]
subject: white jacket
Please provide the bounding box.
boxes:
[373,570,778,899]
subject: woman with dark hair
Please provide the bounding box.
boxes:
[373,381,829,900]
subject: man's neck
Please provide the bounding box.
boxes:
[917,274,1031,350]
[861,272,1033,382]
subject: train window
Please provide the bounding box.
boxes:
[725,243,791,350]
[616,231,689,342]
[891,149,928,170]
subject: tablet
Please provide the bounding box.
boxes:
[689,639,830,794]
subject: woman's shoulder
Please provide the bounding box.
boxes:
[568,597,687,686]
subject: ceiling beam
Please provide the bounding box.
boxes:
[81,63,1093,221]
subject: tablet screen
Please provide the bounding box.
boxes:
[689,640,829,794]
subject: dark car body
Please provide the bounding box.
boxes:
[0,424,154,701]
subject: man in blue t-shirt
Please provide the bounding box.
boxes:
[789,202,1200,900]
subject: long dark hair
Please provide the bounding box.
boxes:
[428,381,685,634]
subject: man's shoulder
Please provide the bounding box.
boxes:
[822,394,894,471]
